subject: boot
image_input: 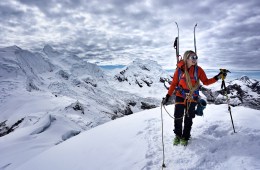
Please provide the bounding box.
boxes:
[180,138,188,146]
[173,136,181,145]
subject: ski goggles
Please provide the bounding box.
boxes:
[188,55,198,60]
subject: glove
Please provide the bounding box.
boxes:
[214,72,227,81]
[162,94,170,105]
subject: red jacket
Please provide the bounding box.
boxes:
[167,64,217,97]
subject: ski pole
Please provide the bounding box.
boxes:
[220,69,236,133]
[160,101,166,169]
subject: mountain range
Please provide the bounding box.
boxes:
[0,45,259,169]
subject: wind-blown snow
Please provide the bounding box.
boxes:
[16,104,260,170]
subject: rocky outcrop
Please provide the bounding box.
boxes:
[202,76,260,110]
[0,118,24,137]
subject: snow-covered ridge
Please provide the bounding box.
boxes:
[0,45,162,125]
[15,105,260,170]
[0,45,164,169]
[0,45,53,79]
[1,45,260,169]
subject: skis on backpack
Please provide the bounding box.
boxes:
[194,23,198,55]
[174,23,198,62]
[173,22,180,63]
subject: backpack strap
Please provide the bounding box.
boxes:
[194,65,198,81]
[178,68,182,82]
[176,66,200,99]
[193,65,200,96]
[178,66,198,82]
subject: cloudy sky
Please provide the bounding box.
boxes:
[0,0,260,70]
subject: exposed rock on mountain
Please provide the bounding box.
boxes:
[202,76,260,109]
[114,58,170,88]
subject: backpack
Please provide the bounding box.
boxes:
[175,61,199,98]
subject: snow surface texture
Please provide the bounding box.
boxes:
[16,105,260,170]
[1,45,260,170]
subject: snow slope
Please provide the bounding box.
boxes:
[0,45,164,170]
[1,45,260,170]
[16,104,260,170]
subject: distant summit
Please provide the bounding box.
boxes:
[43,44,60,57]
[43,44,55,53]
[114,58,169,88]
[1,45,22,52]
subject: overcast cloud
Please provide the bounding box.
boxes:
[0,0,260,70]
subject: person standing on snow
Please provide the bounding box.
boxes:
[162,50,224,146]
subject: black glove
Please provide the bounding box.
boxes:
[214,72,227,81]
[162,94,170,105]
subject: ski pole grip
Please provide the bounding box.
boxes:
[219,69,230,80]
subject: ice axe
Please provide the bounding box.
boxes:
[220,69,236,133]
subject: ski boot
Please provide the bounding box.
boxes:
[180,138,188,146]
[173,136,181,145]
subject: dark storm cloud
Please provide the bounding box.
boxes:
[0,0,259,69]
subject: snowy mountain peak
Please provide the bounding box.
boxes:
[0,46,53,82]
[239,75,252,85]
[0,45,22,52]
[114,58,169,88]
[43,44,60,57]
[43,44,54,52]
[130,58,163,72]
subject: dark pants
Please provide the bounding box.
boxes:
[174,96,197,140]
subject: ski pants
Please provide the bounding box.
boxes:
[174,96,197,140]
